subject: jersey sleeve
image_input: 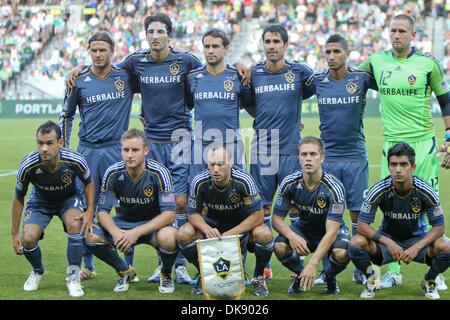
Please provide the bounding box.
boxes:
[357,58,371,72]
[156,166,176,212]
[72,153,92,185]
[241,176,263,214]
[115,54,134,73]
[188,53,203,71]
[187,181,204,215]
[15,156,32,198]
[429,58,449,97]
[325,181,346,223]
[303,74,317,98]
[273,180,291,217]
[185,76,195,110]
[301,63,315,99]
[358,188,381,224]
[97,172,117,213]
[60,85,80,148]
[366,72,378,91]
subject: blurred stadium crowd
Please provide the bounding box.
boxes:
[1,0,449,99]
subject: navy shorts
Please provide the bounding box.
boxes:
[377,233,429,265]
[275,223,350,254]
[322,158,368,212]
[250,153,300,206]
[78,142,122,202]
[148,140,190,197]
[23,195,84,230]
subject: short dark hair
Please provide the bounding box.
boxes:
[121,128,148,147]
[387,142,416,165]
[392,14,415,31]
[202,28,230,47]
[206,142,232,162]
[144,13,172,35]
[88,31,115,50]
[262,24,288,44]
[325,34,348,51]
[36,120,61,140]
[298,136,325,155]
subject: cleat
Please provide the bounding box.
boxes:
[67,279,84,297]
[263,267,273,281]
[23,271,43,291]
[191,277,203,295]
[360,276,377,299]
[435,274,448,291]
[244,272,251,286]
[290,272,297,280]
[422,279,440,299]
[314,270,326,285]
[147,265,161,283]
[324,276,340,295]
[288,274,304,294]
[175,265,192,284]
[80,268,96,281]
[252,276,269,297]
[380,271,402,289]
[352,269,367,285]
[130,274,139,283]
[113,265,136,292]
[159,273,175,294]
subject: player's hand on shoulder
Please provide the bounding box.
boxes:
[235,62,252,86]
[65,65,85,88]
[436,141,450,169]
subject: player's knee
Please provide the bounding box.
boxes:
[84,233,107,245]
[432,237,450,254]
[350,234,369,250]
[332,248,349,264]
[176,223,196,244]
[157,227,177,249]
[274,241,289,257]
[64,220,82,233]
[22,228,41,248]
[252,225,272,243]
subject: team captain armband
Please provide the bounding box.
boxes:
[372,232,382,242]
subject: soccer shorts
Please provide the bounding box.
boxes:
[78,141,122,202]
[275,223,350,253]
[375,233,428,265]
[147,140,190,196]
[250,154,301,206]
[323,158,368,212]
[381,137,439,192]
[23,195,84,230]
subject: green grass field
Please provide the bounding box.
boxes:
[0,116,448,300]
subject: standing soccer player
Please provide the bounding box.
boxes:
[186,28,246,177]
[359,14,450,289]
[11,121,95,297]
[177,144,273,297]
[348,142,450,299]
[305,34,377,285]
[60,31,139,281]
[85,129,179,294]
[273,136,350,295]
[242,24,314,279]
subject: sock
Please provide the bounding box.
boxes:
[348,243,375,279]
[178,241,199,271]
[67,233,83,267]
[351,222,358,237]
[325,255,349,278]
[279,251,304,274]
[425,252,450,280]
[85,242,128,272]
[175,212,188,267]
[82,246,95,271]
[322,255,331,272]
[159,247,178,276]
[253,240,274,278]
[124,246,135,266]
[23,244,44,274]
[67,265,81,282]
[387,261,401,275]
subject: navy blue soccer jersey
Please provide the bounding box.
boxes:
[188,167,263,228]
[241,61,313,155]
[98,160,176,222]
[15,149,92,203]
[116,48,203,142]
[273,171,346,239]
[60,66,139,148]
[305,67,377,159]
[359,176,445,240]
[186,65,245,144]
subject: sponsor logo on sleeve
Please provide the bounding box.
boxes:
[332,203,344,214]
[433,206,443,217]
[361,202,371,213]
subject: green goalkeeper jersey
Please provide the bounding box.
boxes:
[359,48,449,142]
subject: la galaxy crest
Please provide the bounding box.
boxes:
[224,78,234,91]
[346,81,357,94]
[169,61,181,75]
[143,184,154,197]
[317,193,327,209]
[229,192,241,204]
[115,78,124,91]
[213,257,232,280]
[23,210,32,222]
[411,198,421,214]
[285,70,295,83]
[408,74,416,86]
[61,172,72,185]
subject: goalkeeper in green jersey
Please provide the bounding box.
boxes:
[359,13,450,291]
